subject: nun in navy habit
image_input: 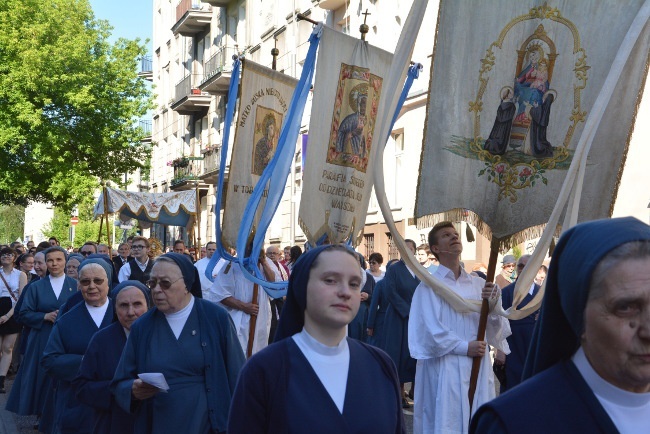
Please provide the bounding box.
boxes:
[471,217,650,434]
[381,254,419,385]
[73,280,152,434]
[228,244,405,434]
[5,247,76,416]
[41,258,115,433]
[110,253,245,434]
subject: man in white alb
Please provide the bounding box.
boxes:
[409,221,511,433]
[194,241,227,301]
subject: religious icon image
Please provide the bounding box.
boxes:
[443,18,584,203]
[251,107,282,176]
[327,63,382,173]
[509,41,556,157]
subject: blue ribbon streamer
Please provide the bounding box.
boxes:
[204,56,242,280]
[208,32,422,299]
[234,25,324,298]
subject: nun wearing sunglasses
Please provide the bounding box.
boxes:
[110,253,244,434]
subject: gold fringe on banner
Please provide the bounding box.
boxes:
[415,208,562,253]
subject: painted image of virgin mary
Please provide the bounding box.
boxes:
[253,113,277,176]
[514,46,549,123]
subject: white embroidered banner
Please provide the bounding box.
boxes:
[221,60,298,249]
[415,0,650,247]
[299,26,396,246]
[93,188,197,228]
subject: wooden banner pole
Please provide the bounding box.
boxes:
[468,238,499,414]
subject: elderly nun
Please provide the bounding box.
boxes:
[110,253,245,434]
[74,281,152,434]
[228,244,405,433]
[41,257,115,433]
[471,217,650,433]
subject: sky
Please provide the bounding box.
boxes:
[89,0,153,52]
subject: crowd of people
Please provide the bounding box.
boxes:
[0,216,648,433]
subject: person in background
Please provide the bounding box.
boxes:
[15,254,36,282]
[194,242,227,301]
[383,239,420,408]
[366,252,385,282]
[471,217,650,434]
[0,248,27,393]
[495,254,540,393]
[228,245,405,433]
[97,244,111,257]
[286,246,303,271]
[79,242,98,258]
[348,253,374,342]
[48,238,59,247]
[65,253,84,281]
[117,237,152,284]
[5,247,77,418]
[112,243,132,273]
[495,255,516,288]
[534,264,548,286]
[265,245,289,345]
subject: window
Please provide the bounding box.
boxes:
[387,232,399,260]
[364,234,375,258]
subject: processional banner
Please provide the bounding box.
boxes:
[93,188,196,228]
[299,26,394,246]
[415,0,650,247]
[221,60,298,249]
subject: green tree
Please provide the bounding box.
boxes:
[0,0,154,208]
[0,205,25,244]
[43,195,114,248]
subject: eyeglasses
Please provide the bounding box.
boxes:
[146,277,183,290]
[80,251,93,256]
[131,245,147,250]
[1,253,14,258]
[368,261,378,265]
[79,278,105,287]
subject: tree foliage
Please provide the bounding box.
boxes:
[0,205,25,244]
[0,0,153,208]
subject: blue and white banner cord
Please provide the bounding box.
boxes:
[207,26,421,299]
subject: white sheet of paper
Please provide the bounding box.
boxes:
[138,373,170,392]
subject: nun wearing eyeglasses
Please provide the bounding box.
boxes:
[41,258,115,434]
[228,245,405,434]
[73,281,152,434]
[110,253,245,434]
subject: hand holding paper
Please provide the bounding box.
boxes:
[137,373,170,392]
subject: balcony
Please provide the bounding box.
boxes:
[138,55,153,82]
[171,156,204,190]
[200,147,221,184]
[198,45,237,95]
[317,0,347,10]
[171,74,212,115]
[172,0,212,37]
[202,0,232,6]
[139,119,152,144]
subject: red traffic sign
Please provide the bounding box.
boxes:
[70,217,79,226]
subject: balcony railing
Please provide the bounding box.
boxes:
[141,56,152,74]
[175,74,192,101]
[203,45,237,83]
[171,156,204,187]
[202,147,221,174]
[139,119,152,136]
[176,0,203,22]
